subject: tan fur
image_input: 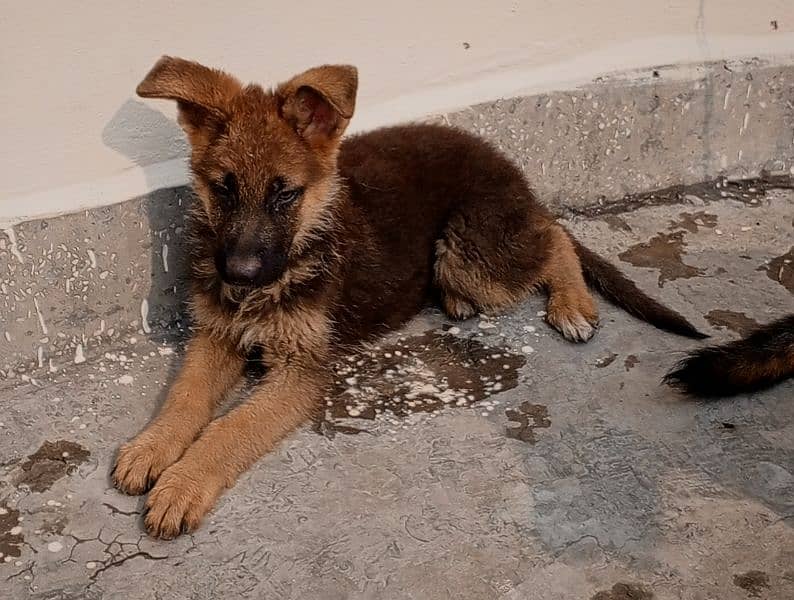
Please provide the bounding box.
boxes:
[539,225,599,342]
[143,364,326,538]
[291,176,341,254]
[113,333,244,495]
[190,291,332,357]
[136,56,243,157]
[115,305,330,539]
[278,64,357,149]
[664,313,794,396]
[434,237,521,319]
[435,222,598,341]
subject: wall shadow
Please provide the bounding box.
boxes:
[102,99,193,360]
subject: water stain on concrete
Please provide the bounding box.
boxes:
[757,247,794,293]
[592,582,654,600]
[705,309,760,336]
[505,402,551,444]
[669,210,718,233]
[618,230,704,287]
[733,570,770,597]
[40,515,68,535]
[319,331,526,434]
[0,504,23,559]
[16,440,91,493]
[624,355,639,371]
[602,215,633,233]
[595,353,619,368]
[575,173,794,218]
[314,420,370,437]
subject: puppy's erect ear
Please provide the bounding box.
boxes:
[278,65,358,147]
[136,56,241,148]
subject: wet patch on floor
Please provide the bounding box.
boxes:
[705,309,760,336]
[602,215,633,233]
[592,582,654,600]
[733,570,770,597]
[0,504,24,560]
[668,210,718,233]
[758,247,794,293]
[313,420,371,437]
[505,402,551,444]
[318,331,526,435]
[574,173,794,218]
[618,231,704,287]
[39,515,68,536]
[15,440,91,493]
[595,353,619,368]
[624,355,639,371]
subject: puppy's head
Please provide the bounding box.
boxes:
[137,56,357,288]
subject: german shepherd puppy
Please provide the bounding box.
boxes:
[665,314,794,396]
[113,56,704,538]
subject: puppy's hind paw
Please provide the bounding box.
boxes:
[546,307,599,342]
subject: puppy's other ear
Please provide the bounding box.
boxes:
[136,56,241,148]
[278,65,358,148]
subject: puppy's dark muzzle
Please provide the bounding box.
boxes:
[216,249,287,288]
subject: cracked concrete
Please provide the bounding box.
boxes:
[1,179,792,598]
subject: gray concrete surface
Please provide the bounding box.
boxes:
[435,57,794,209]
[1,181,792,598]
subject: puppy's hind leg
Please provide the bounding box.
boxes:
[434,207,598,342]
[434,233,523,321]
[540,224,599,342]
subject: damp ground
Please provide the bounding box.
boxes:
[1,184,793,599]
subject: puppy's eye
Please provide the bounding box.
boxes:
[268,178,302,212]
[222,172,237,192]
[276,189,300,205]
[271,189,302,212]
[212,173,237,201]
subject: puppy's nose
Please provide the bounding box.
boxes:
[223,254,263,285]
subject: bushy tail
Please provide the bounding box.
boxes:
[664,314,794,397]
[571,238,706,339]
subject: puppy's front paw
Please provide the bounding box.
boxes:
[113,432,186,495]
[144,465,222,539]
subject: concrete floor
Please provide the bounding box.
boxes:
[1,186,793,599]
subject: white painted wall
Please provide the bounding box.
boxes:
[1,0,793,225]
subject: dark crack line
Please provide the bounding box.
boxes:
[186,533,201,554]
[553,533,609,559]
[83,532,170,593]
[102,502,141,517]
[88,551,168,583]
[403,515,431,543]
[769,513,794,526]
[63,528,147,573]
[5,562,34,584]
[64,528,109,565]
[21,538,39,555]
